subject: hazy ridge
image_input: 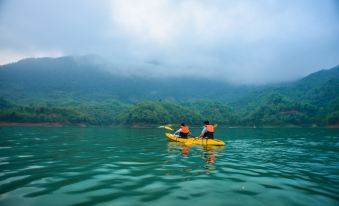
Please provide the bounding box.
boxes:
[0,56,338,127]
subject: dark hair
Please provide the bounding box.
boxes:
[181,123,185,126]
[204,120,209,125]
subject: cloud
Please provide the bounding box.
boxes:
[107,0,339,83]
[0,0,338,84]
[109,0,229,45]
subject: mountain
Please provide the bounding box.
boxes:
[233,65,339,109]
[0,56,338,127]
[292,65,339,106]
[297,65,339,87]
[0,56,255,103]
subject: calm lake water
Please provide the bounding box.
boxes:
[0,127,338,206]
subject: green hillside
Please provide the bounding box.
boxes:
[0,56,255,103]
[0,57,338,127]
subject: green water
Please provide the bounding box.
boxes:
[0,127,338,206]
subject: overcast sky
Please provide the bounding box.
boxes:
[0,0,338,84]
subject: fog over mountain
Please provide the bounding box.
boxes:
[0,0,339,84]
[0,56,338,126]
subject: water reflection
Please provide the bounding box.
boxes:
[181,145,190,157]
[204,146,217,164]
[166,142,225,174]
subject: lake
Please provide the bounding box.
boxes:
[0,127,338,206]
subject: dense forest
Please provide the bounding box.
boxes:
[0,57,338,127]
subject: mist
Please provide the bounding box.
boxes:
[0,0,338,84]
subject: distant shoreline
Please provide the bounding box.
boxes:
[0,122,64,127]
[0,122,338,128]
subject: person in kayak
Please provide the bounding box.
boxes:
[174,123,192,138]
[199,120,214,139]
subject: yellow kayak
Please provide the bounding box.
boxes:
[165,133,225,146]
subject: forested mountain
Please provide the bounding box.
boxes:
[0,56,255,103]
[0,56,338,127]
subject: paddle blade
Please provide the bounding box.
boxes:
[164,126,174,131]
[159,124,174,130]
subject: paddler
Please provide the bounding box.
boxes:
[174,123,192,139]
[198,120,214,139]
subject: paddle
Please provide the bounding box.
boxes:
[159,124,174,131]
[164,126,174,131]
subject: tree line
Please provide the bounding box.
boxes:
[0,94,338,127]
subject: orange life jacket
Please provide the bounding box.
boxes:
[205,125,214,133]
[181,126,189,133]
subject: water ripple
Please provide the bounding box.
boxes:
[0,127,338,206]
